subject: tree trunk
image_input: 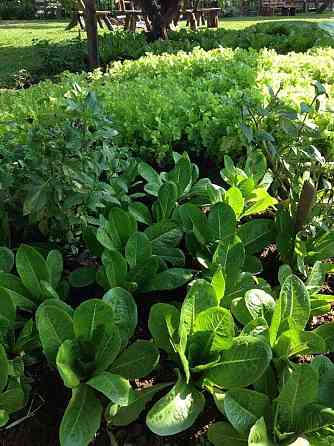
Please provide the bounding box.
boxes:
[85,0,99,69]
[140,0,180,40]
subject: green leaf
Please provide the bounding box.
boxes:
[190,307,235,362]
[156,246,185,267]
[87,372,134,406]
[0,288,16,332]
[225,187,244,219]
[143,268,193,292]
[244,289,275,324]
[129,255,160,290]
[146,372,205,436]
[0,274,35,311]
[213,235,245,289]
[179,279,218,346]
[269,275,310,346]
[145,220,183,250]
[243,255,263,275]
[274,329,326,359]
[297,403,334,434]
[208,422,247,446]
[138,162,162,196]
[109,383,170,426]
[36,302,75,366]
[110,340,159,379]
[98,209,137,251]
[103,250,127,288]
[69,267,96,288]
[0,248,14,273]
[242,188,277,217]
[311,356,334,408]
[168,154,193,198]
[175,203,210,245]
[245,150,267,184]
[148,303,180,353]
[306,262,332,295]
[128,202,152,225]
[206,336,272,388]
[208,203,237,242]
[248,417,271,445]
[278,265,293,286]
[314,323,334,352]
[0,344,8,393]
[16,244,50,301]
[275,364,318,432]
[0,409,9,427]
[156,181,178,220]
[103,288,137,348]
[224,389,270,434]
[0,385,25,414]
[238,219,275,255]
[125,232,152,269]
[46,250,63,288]
[60,384,102,446]
[241,318,269,340]
[56,339,82,388]
[211,266,226,302]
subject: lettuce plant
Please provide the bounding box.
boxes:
[36,292,159,446]
[146,279,272,436]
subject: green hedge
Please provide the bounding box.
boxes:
[33,21,334,78]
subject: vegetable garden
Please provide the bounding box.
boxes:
[0,13,334,446]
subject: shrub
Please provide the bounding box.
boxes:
[0,0,36,19]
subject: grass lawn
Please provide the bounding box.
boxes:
[1,13,334,88]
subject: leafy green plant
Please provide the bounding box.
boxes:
[146,278,272,436]
[36,294,159,446]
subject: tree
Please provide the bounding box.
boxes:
[140,0,181,40]
[85,0,99,69]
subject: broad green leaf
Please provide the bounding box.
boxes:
[241,318,269,340]
[128,202,152,225]
[146,373,205,436]
[60,384,102,446]
[275,364,318,432]
[0,288,16,332]
[224,389,270,434]
[224,273,258,308]
[16,244,50,301]
[129,255,160,290]
[73,299,114,342]
[231,297,252,326]
[142,268,193,292]
[306,230,334,263]
[297,403,334,434]
[253,364,277,401]
[103,288,137,348]
[274,329,326,359]
[243,188,277,217]
[190,307,235,363]
[206,336,272,388]
[314,323,334,352]
[208,203,237,242]
[211,266,226,301]
[36,302,75,365]
[145,220,183,250]
[138,162,162,195]
[108,208,137,248]
[103,250,127,288]
[168,154,193,197]
[68,267,96,288]
[243,255,263,275]
[175,203,211,245]
[46,250,63,288]
[110,340,159,379]
[270,275,310,346]
[56,340,81,388]
[278,265,293,286]
[125,232,152,269]
[248,417,271,445]
[213,235,245,290]
[179,279,218,346]
[238,219,275,255]
[310,356,334,408]
[306,262,332,295]
[156,246,185,267]
[245,150,267,184]
[208,422,247,446]
[0,385,25,414]
[110,383,170,426]
[0,248,14,273]
[156,181,178,220]
[87,372,135,406]
[148,303,180,353]
[245,289,275,324]
[0,273,35,310]
[225,187,244,219]
[0,344,8,393]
